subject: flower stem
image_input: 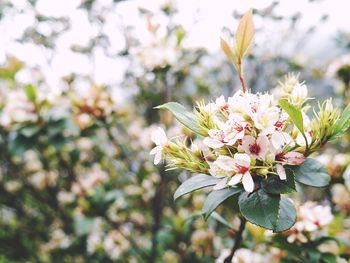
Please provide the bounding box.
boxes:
[224,216,247,263]
[239,74,247,93]
[237,58,247,93]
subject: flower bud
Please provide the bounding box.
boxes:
[257,168,269,176]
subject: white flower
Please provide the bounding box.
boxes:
[209,156,235,190]
[287,222,308,243]
[150,127,168,165]
[287,202,334,243]
[224,114,248,143]
[131,40,178,70]
[209,159,234,178]
[274,152,305,180]
[252,94,280,135]
[204,128,227,149]
[241,135,269,161]
[272,132,305,180]
[291,83,308,104]
[0,90,38,127]
[214,95,229,112]
[204,116,247,149]
[228,91,255,117]
[271,132,294,150]
[216,248,262,263]
[299,202,333,232]
[79,166,109,192]
[87,218,104,254]
[214,153,254,192]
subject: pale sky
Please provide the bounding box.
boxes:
[0,0,349,89]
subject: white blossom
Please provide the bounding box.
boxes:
[150,127,169,165]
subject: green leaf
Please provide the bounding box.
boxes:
[279,99,304,134]
[307,250,322,263]
[289,158,330,187]
[235,9,255,58]
[8,132,36,155]
[202,187,243,220]
[210,212,233,229]
[321,253,336,263]
[331,103,350,140]
[262,169,296,194]
[174,174,220,200]
[274,198,297,233]
[221,37,238,67]
[74,216,94,236]
[238,189,280,230]
[24,84,37,102]
[104,190,122,203]
[19,125,41,138]
[157,102,205,136]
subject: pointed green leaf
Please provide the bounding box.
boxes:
[24,84,37,102]
[274,198,297,233]
[235,9,255,58]
[220,37,238,68]
[289,158,330,187]
[238,189,280,230]
[174,174,220,200]
[157,102,205,136]
[279,99,304,134]
[202,187,243,220]
[210,212,233,229]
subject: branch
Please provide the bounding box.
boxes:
[149,164,167,262]
[239,74,247,93]
[237,59,247,93]
[224,216,247,263]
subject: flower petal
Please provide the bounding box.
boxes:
[209,163,230,178]
[228,173,243,186]
[241,135,255,154]
[152,127,167,145]
[271,132,293,150]
[215,95,226,107]
[233,153,251,166]
[213,178,228,190]
[276,164,287,180]
[154,151,162,165]
[242,172,254,192]
[257,135,269,160]
[296,131,311,146]
[215,155,237,171]
[150,146,162,155]
[284,152,305,165]
[203,137,224,149]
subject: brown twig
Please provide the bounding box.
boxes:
[149,164,167,262]
[224,217,247,263]
[239,74,247,93]
[237,59,247,93]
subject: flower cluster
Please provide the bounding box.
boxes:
[200,89,307,192]
[151,76,338,193]
[0,89,38,127]
[285,202,333,243]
